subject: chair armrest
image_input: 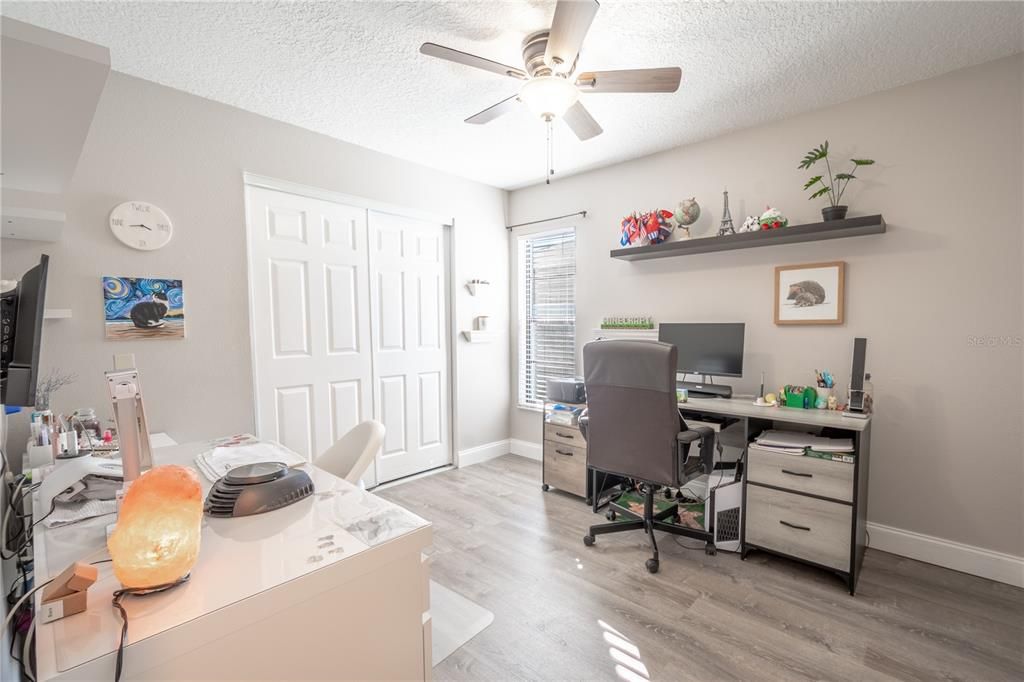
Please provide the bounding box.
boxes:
[578,410,589,442]
[677,425,714,444]
[677,426,716,482]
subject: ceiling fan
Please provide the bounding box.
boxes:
[420,0,682,143]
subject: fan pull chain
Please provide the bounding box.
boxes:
[545,116,554,185]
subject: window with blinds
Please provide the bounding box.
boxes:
[517,228,577,409]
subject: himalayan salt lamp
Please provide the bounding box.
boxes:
[108,465,202,589]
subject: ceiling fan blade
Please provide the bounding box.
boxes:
[420,42,527,80]
[465,95,521,124]
[576,67,682,93]
[544,0,600,74]
[563,101,602,140]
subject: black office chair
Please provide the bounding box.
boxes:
[579,339,716,573]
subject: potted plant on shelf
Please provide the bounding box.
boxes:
[799,140,875,221]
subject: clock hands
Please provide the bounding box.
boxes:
[129,223,153,231]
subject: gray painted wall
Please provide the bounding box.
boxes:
[1,71,511,460]
[508,55,1024,556]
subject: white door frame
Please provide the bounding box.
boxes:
[241,173,456,485]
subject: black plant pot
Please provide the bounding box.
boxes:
[822,205,848,221]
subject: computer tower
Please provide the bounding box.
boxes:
[709,480,743,553]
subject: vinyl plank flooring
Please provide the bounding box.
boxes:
[379,455,1024,681]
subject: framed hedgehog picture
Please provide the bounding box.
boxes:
[103,276,185,339]
[774,261,845,325]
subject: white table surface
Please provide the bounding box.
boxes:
[32,439,430,676]
[678,397,871,431]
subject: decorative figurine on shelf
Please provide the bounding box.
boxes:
[621,210,674,246]
[674,198,700,239]
[827,394,839,410]
[739,215,760,233]
[759,206,789,230]
[718,189,735,236]
[620,213,641,246]
[642,209,675,244]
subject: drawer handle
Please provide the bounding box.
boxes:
[554,431,575,439]
[781,469,813,478]
[779,520,811,532]
[555,449,574,456]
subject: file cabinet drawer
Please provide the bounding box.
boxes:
[543,441,587,497]
[747,445,853,502]
[746,485,851,571]
[544,423,586,449]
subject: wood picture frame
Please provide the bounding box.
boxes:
[774,261,845,325]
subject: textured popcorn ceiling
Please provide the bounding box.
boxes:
[3,1,1022,189]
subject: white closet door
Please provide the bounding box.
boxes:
[246,185,375,483]
[368,211,451,483]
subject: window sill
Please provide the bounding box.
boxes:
[517,403,543,413]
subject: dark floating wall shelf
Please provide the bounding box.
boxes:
[611,215,886,261]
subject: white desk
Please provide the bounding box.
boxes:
[678,397,870,431]
[677,397,872,594]
[32,441,433,681]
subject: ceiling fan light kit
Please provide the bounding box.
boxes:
[420,0,681,182]
[520,75,579,120]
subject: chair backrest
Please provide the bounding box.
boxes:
[583,340,679,486]
[314,420,385,485]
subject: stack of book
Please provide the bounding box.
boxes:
[753,430,855,463]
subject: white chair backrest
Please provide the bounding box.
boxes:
[314,420,385,485]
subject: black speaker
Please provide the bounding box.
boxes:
[848,338,868,412]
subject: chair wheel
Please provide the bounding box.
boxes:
[705,545,717,556]
[583,535,595,547]
[585,497,592,505]
[673,514,682,525]
[606,509,617,521]
[645,558,659,573]
[542,484,549,492]
[664,489,673,499]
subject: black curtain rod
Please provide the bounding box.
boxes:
[506,211,587,230]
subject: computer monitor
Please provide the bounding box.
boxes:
[1,254,50,407]
[658,322,744,398]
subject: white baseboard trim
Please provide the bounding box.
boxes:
[509,439,542,461]
[867,521,1024,588]
[457,439,512,468]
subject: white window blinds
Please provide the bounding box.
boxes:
[518,228,577,409]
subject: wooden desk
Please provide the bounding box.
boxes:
[678,398,871,594]
[32,441,432,680]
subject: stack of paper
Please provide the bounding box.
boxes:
[754,429,854,455]
[44,499,117,528]
[194,440,307,482]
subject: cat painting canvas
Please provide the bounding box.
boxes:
[103,277,185,339]
[774,262,845,325]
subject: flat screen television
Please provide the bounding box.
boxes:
[658,322,745,378]
[1,254,50,407]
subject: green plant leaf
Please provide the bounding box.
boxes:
[834,173,856,180]
[809,186,832,200]
[798,141,830,169]
[803,175,823,189]
[851,158,875,165]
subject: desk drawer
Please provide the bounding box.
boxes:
[746,485,851,571]
[544,441,587,497]
[544,423,586,448]
[747,445,853,502]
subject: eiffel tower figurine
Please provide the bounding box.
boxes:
[718,188,735,236]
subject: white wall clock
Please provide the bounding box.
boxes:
[109,201,173,251]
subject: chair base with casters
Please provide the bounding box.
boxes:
[583,480,716,574]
